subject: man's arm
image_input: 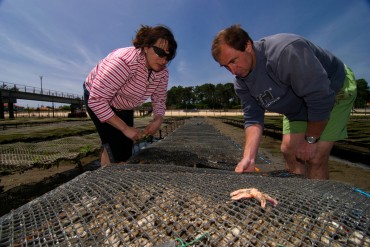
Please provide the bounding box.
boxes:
[235,124,263,173]
[305,120,328,139]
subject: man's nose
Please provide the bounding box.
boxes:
[227,64,237,75]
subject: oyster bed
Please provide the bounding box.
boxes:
[0,118,369,246]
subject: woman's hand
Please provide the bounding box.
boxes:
[123,126,143,142]
[106,114,142,142]
[143,115,163,136]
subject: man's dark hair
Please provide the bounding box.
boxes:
[211,24,253,61]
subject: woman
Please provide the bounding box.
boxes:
[83,25,177,166]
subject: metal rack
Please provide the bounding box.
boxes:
[1,118,369,246]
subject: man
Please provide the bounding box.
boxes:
[211,24,357,179]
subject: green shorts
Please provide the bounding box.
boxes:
[282,65,357,141]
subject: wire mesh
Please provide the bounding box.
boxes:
[0,134,100,170]
[0,118,184,172]
[1,165,369,246]
[129,119,244,170]
[0,117,369,246]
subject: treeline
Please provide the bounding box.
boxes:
[355,79,370,108]
[161,79,370,110]
[166,83,240,110]
[12,79,367,111]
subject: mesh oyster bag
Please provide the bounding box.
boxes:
[0,165,369,246]
[0,118,369,246]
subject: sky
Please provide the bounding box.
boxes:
[1,0,369,107]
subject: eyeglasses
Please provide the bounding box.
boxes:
[152,46,172,61]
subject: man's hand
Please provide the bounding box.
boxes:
[296,141,317,161]
[235,157,256,173]
[235,124,263,173]
[298,120,327,161]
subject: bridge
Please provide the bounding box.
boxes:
[0,81,85,119]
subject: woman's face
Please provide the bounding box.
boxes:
[145,38,171,72]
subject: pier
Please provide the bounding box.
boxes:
[0,81,84,119]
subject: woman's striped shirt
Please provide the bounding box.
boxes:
[85,47,168,122]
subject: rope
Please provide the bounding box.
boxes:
[175,232,210,246]
[353,188,370,197]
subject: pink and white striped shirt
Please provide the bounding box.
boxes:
[85,47,168,122]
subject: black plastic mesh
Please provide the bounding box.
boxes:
[0,118,369,246]
[129,119,243,170]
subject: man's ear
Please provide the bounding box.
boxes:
[245,41,252,52]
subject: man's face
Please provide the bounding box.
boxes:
[217,41,255,78]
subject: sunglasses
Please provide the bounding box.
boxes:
[152,46,172,61]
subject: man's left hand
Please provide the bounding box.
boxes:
[296,141,317,161]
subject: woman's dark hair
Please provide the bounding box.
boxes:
[133,25,177,61]
[211,24,253,61]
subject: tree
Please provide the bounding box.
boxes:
[195,83,216,108]
[167,79,370,110]
[216,82,240,109]
[166,86,183,108]
[354,79,370,108]
[59,105,71,111]
[167,82,242,109]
